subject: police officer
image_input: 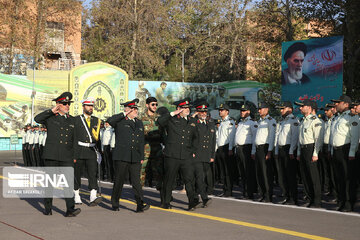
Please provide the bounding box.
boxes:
[233,103,257,199]
[157,98,199,210]
[34,92,81,217]
[216,103,236,197]
[24,124,31,166]
[331,95,360,212]
[139,97,162,188]
[73,97,102,206]
[295,99,323,208]
[21,126,28,166]
[274,101,299,205]
[32,125,41,166]
[191,101,215,207]
[108,98,149,212]
[252,102,276,202]
[101,121,114,182]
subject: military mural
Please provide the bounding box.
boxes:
[69,62,128,120]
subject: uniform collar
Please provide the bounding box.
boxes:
[260,114,270,121]
[221,115,229,122]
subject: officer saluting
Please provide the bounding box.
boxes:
[295,99,323,208]
[157,98,199,210]
[107,98,149,212]
[34,92,81,217]
[192,100,215,207]
[73,97,102,206]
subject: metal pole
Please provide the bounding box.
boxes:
[31,64,35,125]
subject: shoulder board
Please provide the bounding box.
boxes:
[291,117,295,119]
[315,123,322,127]
[272,123,276,127]
[352,122,358,126]
[311,116,316,120]
[254,125,258,128]
[294,122,299,126]
[190,123,196,127]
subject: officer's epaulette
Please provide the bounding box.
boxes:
[291,117,295,120]
[268,117,273,120]
[311,116,316,120]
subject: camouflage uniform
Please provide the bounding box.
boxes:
[140,111,163,187]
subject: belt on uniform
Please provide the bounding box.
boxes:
[278,144,290,149]
[300,143,314,149]
[333,143,350,150]
[78,141,95,147]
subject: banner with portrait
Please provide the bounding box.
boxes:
[281,36,343,114]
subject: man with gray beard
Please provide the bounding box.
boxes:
[281,42,311,85]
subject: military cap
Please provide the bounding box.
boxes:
[52,92,73,103]
[320,103,335,111]
[258,102,269,109]
[194,100,209,112]
[276,101,293,109]
[81,97,96,106]
[311,101,318,110]
[284,42,307,61]
[331,95,352,104]
[146,97,158,104]
[173,98,191,108]
[217,103,230,111]
[240,103,251,111]
[294,99,313,107]
[122,98,139,108]
[351,101,360,108]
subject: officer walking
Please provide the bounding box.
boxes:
[157,98,199,210]
[73,97,102,206]
[295,99,323,208]
[234,103,257,199]
[331,95,359,212]
[274,101,299,205]
[107,98,149,212]
[216,103,236,197]
[34,92,81,217]
[252,102,276,202]
[191,101,215,207]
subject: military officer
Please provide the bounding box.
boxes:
[191,101,215,207]
[100,121,114,182]
[73,97,102,206]
[216,103,236,197]
[233,103,257,199]
[139,97,162,188]
[331,95,360,212]
[295,99,323,208]
[157,98,199,210]
[32,125,41,166]
[21,126,28,166]
[34,92,81,217]
[274,101,300,205]
[24,124,31,166]
[108,98,149,212]
[252,102,276,202]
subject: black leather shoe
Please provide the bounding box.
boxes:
[279,198,289,205]
[65,208,81,217]
[89,196,102,207]
[112,206,120,211]
[43,209,52,215]
[161,204,172,209]
[202,198,212,208]
[188,200,202,211]
[218,192,231,198]
[136,204,150,213]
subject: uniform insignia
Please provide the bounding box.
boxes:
[254,125,258,128]
[69,124,74,128]
[294,122,299,126]
[139,128,143,131]
[315,123,321,127]
[210,129,215,132]
[311,116,316,120]
[191,123,196,127]
[352,122,358,126]
[272,123,276,127]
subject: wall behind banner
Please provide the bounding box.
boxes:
[281,36,343,114]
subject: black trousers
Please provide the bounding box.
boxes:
[39,145,45,166]
[321,144,335,194]
[74,157,98,190]
[278,145,298,201]
[163,157,195,205]
[111,161,144,207]
[103,145,114,181]
[33,144,41,166]
[236,144,256,198]
[28,144,35,166]
[204,162,214,195]
[255,144,273,201]
[24,143,31,166]
[333,144,357,208]
[193,162,209,201]
[44,159,75,211]
[299,144,321,205]
[216,144,233,195]
[22,144,28,166]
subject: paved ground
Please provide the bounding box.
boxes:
[1,151,360,240]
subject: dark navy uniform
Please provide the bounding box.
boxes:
[193,101,216,207]
[34,92,80,217]
[108,99,149,212]
[157,98,198,210]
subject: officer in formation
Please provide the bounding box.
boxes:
[34,92,81,217]
[73,97,102,206]
[107,99,149,212]
[100,121,114,182]
[215,103,236,197]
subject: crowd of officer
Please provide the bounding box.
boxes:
[27,91,360,216]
